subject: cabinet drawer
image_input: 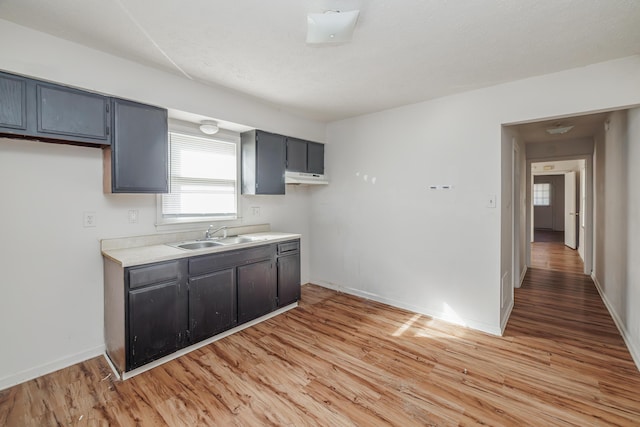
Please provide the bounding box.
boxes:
[128,260,184,289]
[190,244,274,277]
[278,240,299,255]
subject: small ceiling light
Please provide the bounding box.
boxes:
[545,124,574,135]
[307,10,360,44]
[199,120,219,135]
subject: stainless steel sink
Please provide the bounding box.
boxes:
[169,241,224,250]
[215,236,254,245]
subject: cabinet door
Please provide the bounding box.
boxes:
[128,281,187,369]
[277,253,301,307]
[111,98,168,193]
[286,137,307,172]
[307,142,325,175]
[237,259,277,324]
[189,268,237,342]
[0,72,27,132]
[255,130,285,195]
[36,82,110,143]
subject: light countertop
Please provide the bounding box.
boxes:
[102,232,301,267]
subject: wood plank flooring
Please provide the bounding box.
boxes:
[2,267,639,425]
[531,239,585,275]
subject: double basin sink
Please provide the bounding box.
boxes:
[167,236,260,251]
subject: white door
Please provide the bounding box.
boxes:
[564,171,577,249]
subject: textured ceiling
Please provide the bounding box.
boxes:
[1,0,639,122]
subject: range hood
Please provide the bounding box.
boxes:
[285,171,329,185]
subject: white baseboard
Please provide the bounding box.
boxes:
[591,273,640,371]
[500,299,514,335]
[311,281,502,336]
[519,265,528,287]
[0,345,105,391]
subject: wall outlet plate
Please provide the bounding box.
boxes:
[83,211,97,227]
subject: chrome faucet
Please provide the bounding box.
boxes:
[205,225,227,239]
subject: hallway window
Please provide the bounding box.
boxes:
[534,183,551,206]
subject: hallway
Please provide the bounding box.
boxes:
[530,231,584,275]
[503,239,640,424]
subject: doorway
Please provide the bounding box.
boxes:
[508,111,607,278]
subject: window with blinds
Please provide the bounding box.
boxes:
[533,183,551,206]
[160,132,238,223]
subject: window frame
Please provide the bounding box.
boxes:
[533,182,551,207]
[156,123,241,227]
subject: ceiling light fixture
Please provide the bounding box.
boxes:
[306,10,360,44]
[545,124,574,135]
[199,120,219,135]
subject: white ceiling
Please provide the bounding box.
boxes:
[515,111,610,144]
[1,0,639,122]
[532,159,584,175]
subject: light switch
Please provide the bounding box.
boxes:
[487,194,497,208]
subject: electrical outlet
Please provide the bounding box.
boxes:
[251,206,261,216]
[128,209,139,224]
[83,211,97,227]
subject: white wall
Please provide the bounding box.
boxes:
[0,19,325,142]
[627,108,640,364]
[312,55,640,336]
[0,21,323,390]
[593,108,640,366]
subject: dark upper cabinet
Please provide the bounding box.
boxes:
[189,268,237,342]
[0,71,111,145]
[237,259,277,324]
[286,137,324,175]
[277,241,301,307]
[126,259,188,370]
[0,72,27,132]
[35,81,110,144]
[108,98,168,193]
[241,130,286,195]
[285,138,307,173]
[307,142,325,174]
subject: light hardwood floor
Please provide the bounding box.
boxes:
[2,249,639,426]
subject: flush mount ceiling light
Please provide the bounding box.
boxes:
[545,124,574,135]
[199,120,219,135]
[307,10,360,44]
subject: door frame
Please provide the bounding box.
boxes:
[524,154,593,275]
[512,143,521,288]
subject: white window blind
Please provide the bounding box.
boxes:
[533,183,551,206]
[161,132,237,221]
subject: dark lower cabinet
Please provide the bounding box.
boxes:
[276,240,301,307]
[237,259,277,324]
[128,281,188,369]
[106,240,299,376]
[277,253,301,307]
[189,268,237,342]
